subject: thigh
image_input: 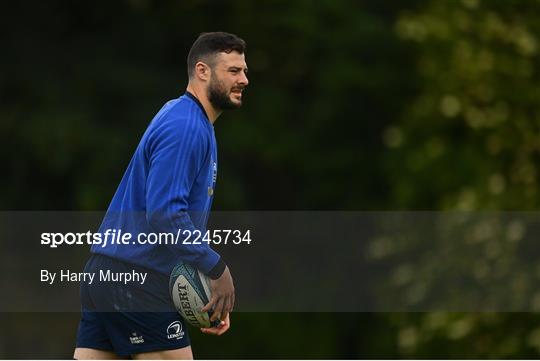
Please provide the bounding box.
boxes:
[133,345,193,360]
[73,347,128,360]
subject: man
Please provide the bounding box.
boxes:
[74,32,249,359]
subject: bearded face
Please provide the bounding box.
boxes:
[204,51,248,111]
[207,72,244,110]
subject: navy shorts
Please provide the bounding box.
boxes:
[75,254,190,356]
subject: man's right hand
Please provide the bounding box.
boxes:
[201,266,235,322]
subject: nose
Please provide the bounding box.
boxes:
[239,71,249,86]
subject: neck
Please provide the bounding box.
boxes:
[186,84,221,124]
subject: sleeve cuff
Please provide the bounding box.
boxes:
[207,257,227,280]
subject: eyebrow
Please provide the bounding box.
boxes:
[228,66,248,72]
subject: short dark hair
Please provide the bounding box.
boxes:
[187,32,247,79]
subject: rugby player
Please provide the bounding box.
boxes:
[74,31,248,359]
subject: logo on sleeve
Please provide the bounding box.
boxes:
[167,321,185,340]
[212,161,217,183]
[208,161,217,196]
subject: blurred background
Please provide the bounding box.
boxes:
[2,0,540,358]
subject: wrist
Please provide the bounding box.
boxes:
[207,258,226,280]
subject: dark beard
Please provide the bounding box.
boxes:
[207,77,241,110]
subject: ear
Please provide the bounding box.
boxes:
[194,62,210,81]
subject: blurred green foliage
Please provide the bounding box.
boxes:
[1,0,540,358]
[386,0,540,210]
[373,0,540,357]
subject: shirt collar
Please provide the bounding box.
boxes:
[184,91,209,120]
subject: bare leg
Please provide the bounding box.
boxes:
[132,345,194,360]
[73,347,127,360]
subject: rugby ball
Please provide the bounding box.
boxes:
[170,262,219,328]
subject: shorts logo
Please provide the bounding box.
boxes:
[129,332,144,344]
[167,321,184,340]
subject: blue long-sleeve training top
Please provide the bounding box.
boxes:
[91,92,225,278]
